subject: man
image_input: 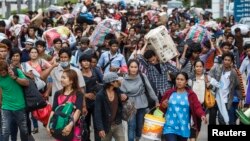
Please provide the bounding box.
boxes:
[137,48,179,100]
[97,39,127,74]
[96,33,115,57]
[49,48,87,113]
[95,72,127,141]
[70,37,95,68]
[50,48,85,98]
[0,20,6,34]
[0,43,8,61]
[234,28,244,56]
[36,40,52,61]
[0,60,29,141]
[21,38,35,62]
[226,33,240,68]
[209,53,244,125]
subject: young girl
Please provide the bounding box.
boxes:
[47,69,83,141]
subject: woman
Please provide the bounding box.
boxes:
[79,55,103,141]
[120,59,159,141]
[24,47,52,133]
[26,47,52,80]
[47,69,83,141]
[94,72,127,141]
[188,60,211,141]
[160,72,207,141]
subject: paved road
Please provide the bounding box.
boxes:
[17,117,208,141]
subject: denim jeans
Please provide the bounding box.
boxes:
[164,133,187,141]
[1,109,28,141]
[127,108,146,141]
[31,116,38,128]
[0,111,2,141]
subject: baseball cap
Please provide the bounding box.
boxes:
[24,39,35,45]
[103,72,123,84]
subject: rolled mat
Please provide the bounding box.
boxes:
[236,108,250,125]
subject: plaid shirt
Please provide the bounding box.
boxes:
[138,55,179,96]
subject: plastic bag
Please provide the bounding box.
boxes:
[89,19,121,46]
[42,26,76,49]
[8,14,30,25]
[122,99,137,121]
[77,12,94,24]
[231,24,250,35]
[32,102,52,126]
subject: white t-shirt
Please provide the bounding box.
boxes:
[192,75,206,104]
[219,71,231,103]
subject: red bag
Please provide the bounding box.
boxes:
[32,102,52,126]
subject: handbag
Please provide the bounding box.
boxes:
[122,98,137,121]
[32,101,52,126]
[34,76,46,91]
[12,67,47,112]
[204,75,215,108]
[139,73,155,109]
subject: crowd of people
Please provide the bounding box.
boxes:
[0,0,250,141]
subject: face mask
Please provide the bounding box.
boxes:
[60,62,69,68]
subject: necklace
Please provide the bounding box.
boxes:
[106,90,115,101]
[64,89,74,95]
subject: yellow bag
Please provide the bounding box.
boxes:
[204,88,215,108]
[204,75,215,108]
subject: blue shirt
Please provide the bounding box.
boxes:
[97,51,127,73]
[163,92,190,138]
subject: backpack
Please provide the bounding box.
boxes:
[49,94,76,141]
[12,67,47,112]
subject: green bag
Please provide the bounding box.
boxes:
[49,102,75,141]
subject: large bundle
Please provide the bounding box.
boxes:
[8,14,30,26]
[89,19,121,46]
[42,26,76,49]
[145,25,178,63]
[145,10,159,22]
[30,9,43,27]
[72,3,87,16]
[231,24,249,35]
[103,0,120,4]
[204,21,220,31]
[9,24,23,37]
[77,12,94,24]
[185,24,210,44]
[47,5,63,13]
[62,14,74,24]
[0,33,7,41]
[189,7,204,17]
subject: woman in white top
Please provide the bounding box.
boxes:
[188,60,211,141]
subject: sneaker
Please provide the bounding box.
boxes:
[32,128,39,134]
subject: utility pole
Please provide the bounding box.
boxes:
[6,2,11,18]
[17,0,21,13]
[35,0,39,11]
[28,0,32,11]
[41,0,45,9]
[1,0,6,18]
